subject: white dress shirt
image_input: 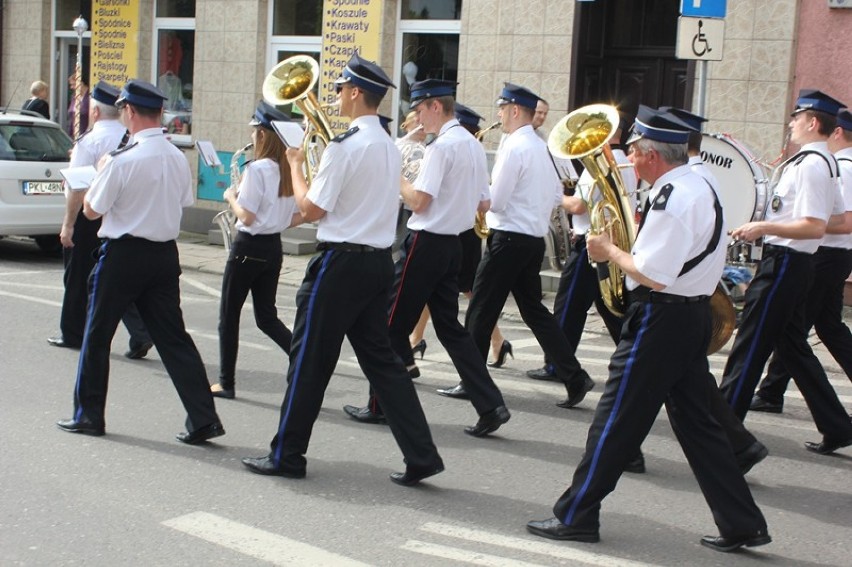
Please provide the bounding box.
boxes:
[486,124,562,237]
[235,158,298,235]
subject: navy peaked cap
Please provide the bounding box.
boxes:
[249,100,290,130]
[91,81,121,106]
[409,79,457,108]
[837,109,852,132]
[334,53,395,96]
[626,105,693,145]
[659,106,707,132]
[116,80,167,109]
[454,103,483,128]
[791,89,846,117]
[495,83,539,110]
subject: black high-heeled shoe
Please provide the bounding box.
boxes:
[488,340,513,368]
[411,339,427,360]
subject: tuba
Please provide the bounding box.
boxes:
[212,142,253,253]
[473,121,501,239]
[549,104,635,317]
[262,55,335,184]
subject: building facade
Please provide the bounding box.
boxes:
[2,0,850,233]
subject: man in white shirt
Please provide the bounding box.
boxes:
[465,83,596,409]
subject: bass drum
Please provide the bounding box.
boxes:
[700,133,770,249]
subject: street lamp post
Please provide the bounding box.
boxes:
[72,15,88,139]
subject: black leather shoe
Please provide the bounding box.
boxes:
[624,452,645,474]
[47,336,81,349]
[56,418,105,436]
[125,341,153,360]
[526,366,559,382]
[343,404,387,424]
[699,530,771,552]
[557,373,594,409]
[436,383,469,399]
[464,405,511,437]
[241,456,306,478]
[176,422,225,444]
[389,459,444,486]
[736,441,769,474]
[750,395,783,414]
[407,364,421,379]
[526,518,600,542]
[210,384,235,399]
[804,437,852,455]
[411,339,427,360]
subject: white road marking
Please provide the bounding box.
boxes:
[180,275,222,298]
[185,329,272,351]
[162,512,371,567]
[419,522,662,567]
[0,269,63,277]
[0,289,61,307]
[401,539,548,566]
[0,281,64,291]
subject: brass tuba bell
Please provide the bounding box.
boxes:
[262,55,335,183]
[549,104,635,317]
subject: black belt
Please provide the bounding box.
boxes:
[763,243,809,256]
[316,241,390,253]
[627,286,709,305]
[235,231,279,241]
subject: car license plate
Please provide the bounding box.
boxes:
[23,181,63,195]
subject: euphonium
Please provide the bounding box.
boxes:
[262,55,335,184]
[473,121,501,239]
[213,142,253,253]
[548,104,635,316]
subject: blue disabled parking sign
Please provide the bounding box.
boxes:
[681,0,727,19]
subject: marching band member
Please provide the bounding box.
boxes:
[528,106,770,551]
[752,107,852,414]
[342,80,510,437]
[719,89,852,455]
[57,80,224,444]
[242,54,443,485]
[465,83,595,409]
[50,80,152,359]
[211,101,302,400]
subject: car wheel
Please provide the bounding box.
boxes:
[34,234,62,254]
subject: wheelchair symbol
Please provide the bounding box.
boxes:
[692,20,712,57]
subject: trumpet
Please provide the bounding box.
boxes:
[473,122,501,239]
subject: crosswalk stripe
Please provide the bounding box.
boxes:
[401,539,548,566]
[162,511,371,566]
[419,522,662,567]
[185,329,272,351]
[0,289,61,307]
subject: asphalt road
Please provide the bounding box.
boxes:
[1,236,850,566]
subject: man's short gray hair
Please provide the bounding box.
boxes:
[93,99,120,119]
[633,138,688,165]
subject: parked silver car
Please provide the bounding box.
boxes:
[0,109,73,252]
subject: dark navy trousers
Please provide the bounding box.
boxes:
[719,245,852,440]
[268,249,440,475]
[756,246,852,403]
[72,238,218,432]
[553,300,766,536]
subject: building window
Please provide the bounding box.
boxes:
[394,3,461,134]
[156,0,195,18]
[154,2,195,143]
[401,0,462,20]
[267,2,323,118]
[273,0,323,36]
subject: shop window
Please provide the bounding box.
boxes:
[401,0,462,20]
[154,1,195,143]
[56,1,92,30]
[273,0,323,36]
[156,0,195,18]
